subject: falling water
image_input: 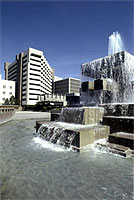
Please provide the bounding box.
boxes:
[108,31,125,55]
[36,124,76,148]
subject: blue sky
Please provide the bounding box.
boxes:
[1,0,133,79]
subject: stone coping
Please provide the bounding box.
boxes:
[97,142,131,151]
[15,111,48,114]
[103,116,134,119]
[100,103,134,105]
[41,121,105,132]
[110,132,134,140]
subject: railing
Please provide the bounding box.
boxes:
[0,108,15,113]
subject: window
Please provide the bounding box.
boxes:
[3,92,6,95]
[31,53,41,58]
[2,98,5,101]
[9,92,12,95]
[9,86,12,89]
[3,85,6,88]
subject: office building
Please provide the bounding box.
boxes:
[53,77,81,106]
[53,77,80,95]
[0,74,15,105]
[4,48,53,105]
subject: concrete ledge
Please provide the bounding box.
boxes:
[108,132,134,150]
[60,107,104,125]
[100,103,134,116]
[12,111,51,120]
[96,142,132,157]
[0,108,15,125]
[102,116,134,134]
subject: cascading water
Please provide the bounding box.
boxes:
[36,124,76,148]
[108,31,125,55]
[81,29,134,105]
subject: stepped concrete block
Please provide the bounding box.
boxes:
[102,116,134,134]
[83,108,96,125]
[108,132,134,150]
[79,129,95,148]
[72,125,109,150]
[100,103,134,117]
[95,126,110,140]
[95,108,104,124]
[35,121,109,151]
[96,142,132,157]
[60,107,104,125]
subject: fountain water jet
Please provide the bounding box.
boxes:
[108,31,125,55]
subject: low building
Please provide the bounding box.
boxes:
[0,74,15,105]
[53,77,81,106]
[53,77,80,95]
[38,94,67,107]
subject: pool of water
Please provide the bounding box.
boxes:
[0,119,133,200]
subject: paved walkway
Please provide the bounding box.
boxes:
[12,111,51,120]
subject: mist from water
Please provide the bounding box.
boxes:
[108,31,125,55]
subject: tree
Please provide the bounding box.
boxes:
[3,96,20,105]
[15,98,20,105]
[9,95,16,105]
[3,98,10,105]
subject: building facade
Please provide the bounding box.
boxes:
[53,77,80,95]
[38,94,67,107]
[5,48,53,105]
[0,74,15,105]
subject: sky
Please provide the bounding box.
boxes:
[0,0,133,79]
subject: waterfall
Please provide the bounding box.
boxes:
[36,124,76,148]
[108,31,125,55]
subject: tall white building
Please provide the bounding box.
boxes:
[0,74,15,105]
[5,48,53,105]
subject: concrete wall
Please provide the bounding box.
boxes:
[60,107,104,125]
[79,125,109,149]
[0,107,15,124]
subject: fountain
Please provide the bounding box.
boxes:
[35,107,109,151]
[80,31,134,156]
[108,31,124,55]
[81,31,134,105]
[35,31,134,156]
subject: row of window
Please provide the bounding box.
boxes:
[40,85,51,92]
[22,97,38,101]
[8,62,17,70]
[31,53,41,58]
[30,67,40,72]
[30,58,41,63]
[3,85,13,89]
[23,54,27,60]
[2,92,12,95]
[8,72,17,80]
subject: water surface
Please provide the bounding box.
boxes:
[0,119,133,200]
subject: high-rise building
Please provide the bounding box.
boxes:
[0,74,15,105]
[4,48,53,105]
